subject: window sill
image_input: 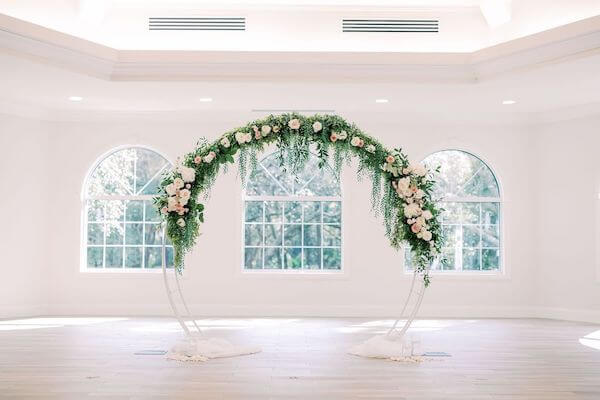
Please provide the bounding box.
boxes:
[237,269,348,280]
[404,270,509,280]
[80,268,175,274]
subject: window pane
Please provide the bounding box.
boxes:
[265,201,282,222]
[145,200,161,222]
[462,248,481,270]
[323,224,341,246]
[145,247,162,268]
[323,248,341,270]
[284,248,302,269]
[105,200,125,222]
[463,225,481,248]
[87,247,103,268]
[304,225,321,246]
[461,203,480,224]
[482,225,499,247]
[245,201,263,223]
[482,249,499,270]
[166,246,174,268]
[106,223,124,245]
[87,200,104,221]
[244,224,263,246]
[264,247,282,269]
[323,201,341,223]
[126,200,143,221]
[441,202,461,224]
[264,224,282,246]
[244,248,263,269]
[125,223,143,245]
[482,202,499,224]
[284,202,302,223]
[106,247,123,268]
[125,247,142,268]
[86,148,135,196]
[301,168,341,196]
[145,223,162,245]
[304,248,321,269]
[87,223,104,245]
[442,225,458,248]
[135,149,169,195]
[441,248,456,270]
[246,167,287,196]
[303,202,321,223]
[284,224,302,246]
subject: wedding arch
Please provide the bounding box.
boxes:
[156,113,443,361]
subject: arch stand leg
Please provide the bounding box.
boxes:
[161,229,261,362]
[348,269,428,361]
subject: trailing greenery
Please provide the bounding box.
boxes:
[154,113,443,286]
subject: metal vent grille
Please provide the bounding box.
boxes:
[342,19,438,33]
[149,17,245,31]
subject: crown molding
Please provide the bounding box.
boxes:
[1,13,600,83]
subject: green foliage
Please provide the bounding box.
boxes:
[154,113,443,286]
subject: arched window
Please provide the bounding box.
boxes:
[416,150,501,272]
[83,147,174,270]
[243,152,342,271]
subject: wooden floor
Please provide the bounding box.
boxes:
[0,317,599,399]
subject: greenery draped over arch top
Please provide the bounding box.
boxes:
[155,113,443,285]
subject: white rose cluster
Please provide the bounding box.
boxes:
[161,166,197,218]
[235,131,252,145]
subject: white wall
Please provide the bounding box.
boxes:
[41,115,539,318]
[0,114,49,318]
[533,115,600,323]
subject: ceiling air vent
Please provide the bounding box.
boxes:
[149,17,245,31]
[342,19,438,33]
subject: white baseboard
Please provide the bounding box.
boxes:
[44,303,600,324]
[0,304,44,319]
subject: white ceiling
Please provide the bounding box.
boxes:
[1,0,599,52]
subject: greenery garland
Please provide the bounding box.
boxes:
[155,113,443,286]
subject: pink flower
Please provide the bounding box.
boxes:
[411,223,422,233]
[194,156,202,164]
[386,155,395,164]
[330,133,338,142]
[185,184,191,189]
[161,207,168,215]
[255,131,262,139]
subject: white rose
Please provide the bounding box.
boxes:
[261,125,271,135]
[366,144,376,153]
[422,230,433,241]
[411,164,427,177]
[167,197,178,211]
[179,189,191,200]
[165,183,176,196]
[288,118,301,130]
[179,196,188,206]
[422,210,433,220]
[414,189,425,199]
[173,177,185,189]
[404,203,422,218]
[220,137,231,148]
[338,130,348,140]
[416,216,426,226]
[312,121,322,132]
[179,166,196,183]
[176,218,186,227]
[204,151,216,163]
[396,177,410,192]
[235,131,251,144]
[350,136,361,147]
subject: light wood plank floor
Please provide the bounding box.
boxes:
[1,317,599,399]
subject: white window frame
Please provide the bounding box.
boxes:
[405,149,504,277]
[241,154,344,274]
[80,145,174,273]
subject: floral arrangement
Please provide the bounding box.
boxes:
[155,113,442,286]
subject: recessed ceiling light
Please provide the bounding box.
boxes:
[502,100,516,105]
[199,97,213,102]
[69,96,83,102]
[375,99,389,103]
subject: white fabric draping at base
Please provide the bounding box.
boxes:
[166,337,261,362]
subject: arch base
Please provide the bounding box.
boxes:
[348,334,424,362]
[166,336,261,362]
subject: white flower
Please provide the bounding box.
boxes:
[366,144,376,153]
[179,189,191,200]
[179,166,196,183]
[350,136,362,147]
[261,125,271,135]
[421,230,433,241]
[235,131,252,144]
[167,197,178,211]
[176,218,186,227]
[161,206,168,215]
[220,137,231,148]
[414,189,425,199]
[410,164,427,177]
[404,203,422,218]
[204,151,216,164]
[422,210,433,220]
[173,177,185,189]
[338,130,348,140]
[288,118,301,130]
[179,196,189,206]
[165,183,177,196]
[396,177,410,192]
[312,121,322,132]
